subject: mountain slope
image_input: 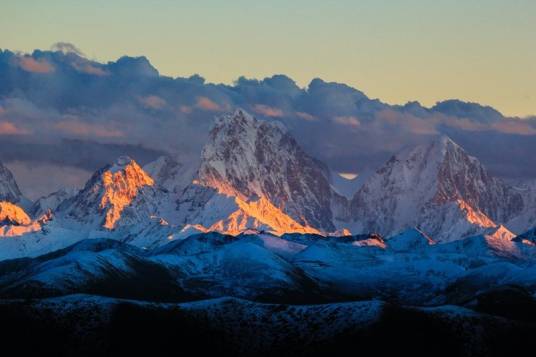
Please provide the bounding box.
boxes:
[0,239,191,301]
[143,155,197,197]
[350,136,523,241]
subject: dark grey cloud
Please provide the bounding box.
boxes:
[0,47,535,199]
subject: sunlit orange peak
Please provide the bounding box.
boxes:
[99,157,154,229]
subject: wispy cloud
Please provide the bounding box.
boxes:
[0,121,29,135]
[492,119,536,135]
[179,105,193,114]
[295,111,316,121]
[72,62,108,76]
[252,104,284,117]
[139,95,167,110]
[18,56,54,73]
[55,119,124,138]
[196,96,221,111]
[333,116,361,128]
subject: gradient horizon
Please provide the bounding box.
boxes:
[2,0,534,117]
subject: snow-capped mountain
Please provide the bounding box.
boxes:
[172,109,344,235]
[0,156,179,259]
[1,110,535,261]
[0,161,24,204]
[0,163,43,237]
[56,156,159,230]
[350,136,524,241]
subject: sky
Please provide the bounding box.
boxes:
[1,0,535,117]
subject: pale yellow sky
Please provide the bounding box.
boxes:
[1,0,535,117]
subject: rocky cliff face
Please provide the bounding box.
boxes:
[199,109,337,230]
[350,136,523,241]
[174,109,342,235]
[0,162,23,204]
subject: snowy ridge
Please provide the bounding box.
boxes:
[0,228,535,305]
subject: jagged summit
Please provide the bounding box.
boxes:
[109,156,135,173]
[191,109,338,232]
[57,157,156,230]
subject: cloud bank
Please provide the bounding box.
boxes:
[0,46,534,199]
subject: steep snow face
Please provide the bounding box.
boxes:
[30,188,78,218]
[0,162,23,204]
[57,156,157,230]
[350,136,522,241]
[177,109,341,234]
[506,181,536,234]
[143,155,197,196]
[175,186,322,236]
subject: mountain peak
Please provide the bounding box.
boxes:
[213,109,287,135]
[182,109,337,233]
[213,109,262,133]
[434,134,457,149]
[351,136,523,241]
[59,157,155,230]
[0,162,23,204]
[109,155,135,173]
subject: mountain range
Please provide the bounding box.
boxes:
[0,109,535,260]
